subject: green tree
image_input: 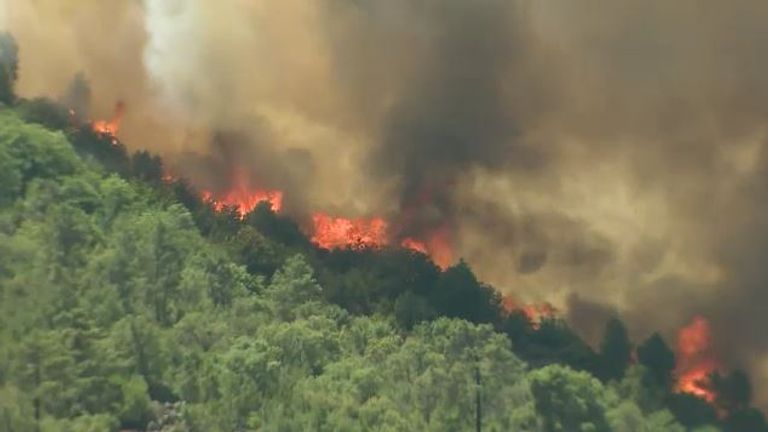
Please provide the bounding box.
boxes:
[11,330,82,421]
[393,291,436,330]
[612,365,666,413]
[243,202,308,247]
[0,386,36,432]
[115,376,153,429]
[597,317,632,381]
[40,414,119,432]
[106,205,206,325]
[390,318,537,431]
[528,365,611,432]
[723,407,768,432]
[431,261,500,324]
[522,318,598,372]
[711,369,751,414]
[130,150,164,183]
[0,33,19,105]
[105,316,171,401]
[0,112,82,206]
[265,254,323,320]
[17,98,71,130]
[666,393,717,430]
[227,225,288,277]
[636,333,675,389]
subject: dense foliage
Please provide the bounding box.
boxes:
[0,36,766,431]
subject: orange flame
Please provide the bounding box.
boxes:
[401,238,429,254]
[162,171,177,183]
[311,214,388,250]
[201,176,454,267]
[674,316,720,402]
[424,226,453,269]
[501,296,557,329]
[400,226,454,269]
[309,214,456,266]
[92,101,125,145]
[202,171,283,216]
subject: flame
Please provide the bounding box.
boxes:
[400,226,454,269]
[674,316,720,402]
[311,214,388,250]
[204,189,283,216]
[198,173,454,266]
[201,170,283,216]
[162,171,176,183]
[92,101,125,145]
[501,296,557,328]
[423,226,453,269]
[308,214,456,266]
[401,238,428,254]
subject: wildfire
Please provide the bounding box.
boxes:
[204,189,283,216]
[401,238,428,254]
[401,232,453,269]
[423,226,453,269]
[162,171,177,183]
[311,214,389,250]
[674,316,720,402]
[501,296,558,328]
[201,170,283,216]
[92,101,125,145]
[199,174,455,267]
[308,213,456,267]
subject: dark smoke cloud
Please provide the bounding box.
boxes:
[565,294,619,348]
[60,72,91,121]
[372,1,524,194]
[173,128,317,216]
[5,0,768,406]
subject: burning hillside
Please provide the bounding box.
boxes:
[311,214,388,250]
[9,0,768,414]
[91,101,125,145]
[501,296,558,328]
[308,213,454,268]
[201,170,283,215]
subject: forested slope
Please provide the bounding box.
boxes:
[0,97,765,431]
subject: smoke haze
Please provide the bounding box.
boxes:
[4,0,768,405]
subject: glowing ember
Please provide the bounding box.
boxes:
[311,214,388,250]
[501,296,557,328]
[674,316,720,402]
[162,171,177,183]
[92,101,125,145]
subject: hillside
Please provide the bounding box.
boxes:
[0,94,766,431]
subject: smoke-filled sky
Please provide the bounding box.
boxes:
[5,0,768,404]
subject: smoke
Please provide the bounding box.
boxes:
[5,0,768,406]
[60,72,91,121]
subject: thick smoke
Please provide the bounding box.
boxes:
[5,0,768,406]
[362,1,529,225]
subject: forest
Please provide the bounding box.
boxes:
[0,33,766,432]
